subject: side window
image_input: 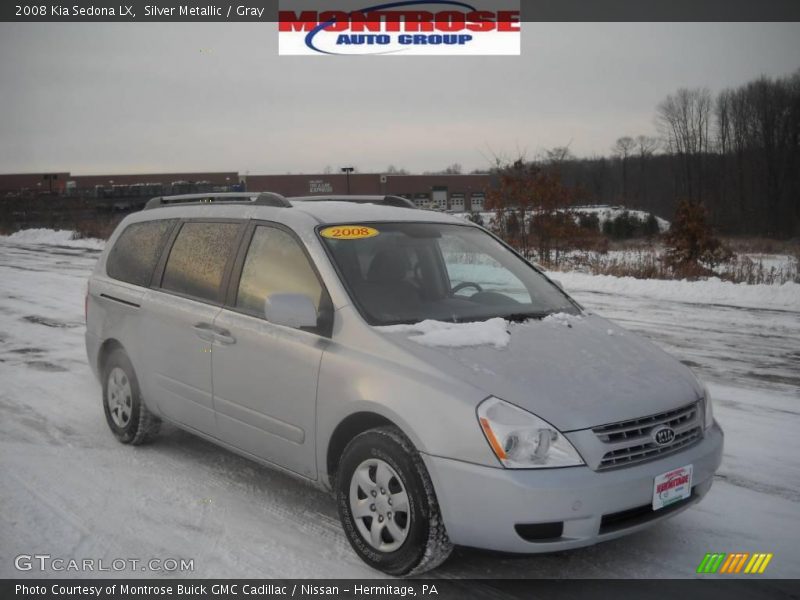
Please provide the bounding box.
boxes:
[236,226,323,318]
[161,222,241,302]
[106,220,175,287]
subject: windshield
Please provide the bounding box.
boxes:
[318,222,579,326]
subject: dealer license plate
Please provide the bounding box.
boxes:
[652,464,693,510]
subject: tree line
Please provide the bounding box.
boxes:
[554,69,800,238]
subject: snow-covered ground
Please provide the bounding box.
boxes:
[459,205,671,233]
[2,227,106,250]
[551,271,800,312]
[569,205,671,233]
[1,231,798,579]
[552,247,799,285]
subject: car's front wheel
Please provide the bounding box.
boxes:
[102,348,160,445]
[336,426,453,575]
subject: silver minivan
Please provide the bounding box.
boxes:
[85,192,723,575]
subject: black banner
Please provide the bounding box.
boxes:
[4,580,800,600]
[2,0,800,22]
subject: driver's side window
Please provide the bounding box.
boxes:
[236,225,323,319]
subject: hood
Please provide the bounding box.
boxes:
[375,313,702,432]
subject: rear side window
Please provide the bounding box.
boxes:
[161,222,242,302]
[236,225,324,317]
[106,220,175,287]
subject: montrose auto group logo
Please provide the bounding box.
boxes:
[278,1,521,55]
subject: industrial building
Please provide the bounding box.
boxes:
[0,171,493,213]
[244,173,491,212]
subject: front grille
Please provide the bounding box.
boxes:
[593,402,702,470]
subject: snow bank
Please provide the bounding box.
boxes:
[570,205,671,233]
[378,317,510,348]
[553,270,800,312]
[457,205,670,233]
[1,228,105,250]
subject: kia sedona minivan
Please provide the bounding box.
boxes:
[85,192,723,575]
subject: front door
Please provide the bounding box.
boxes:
[212,223,329,478]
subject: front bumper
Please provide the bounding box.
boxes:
[421,421,723,553]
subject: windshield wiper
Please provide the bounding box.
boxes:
[503,312,551,322]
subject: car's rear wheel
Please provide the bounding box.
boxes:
[102,349,160,445]
[336,426,453,575]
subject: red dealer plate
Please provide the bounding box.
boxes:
[652,464,693,510]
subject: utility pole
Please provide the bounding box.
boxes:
[341,167,354,195]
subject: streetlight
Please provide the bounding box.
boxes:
[341,167,354,195]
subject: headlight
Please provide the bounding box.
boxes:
[477,397,585,468]
[702,384,714,430]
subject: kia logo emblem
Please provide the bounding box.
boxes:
[651,425,676,446]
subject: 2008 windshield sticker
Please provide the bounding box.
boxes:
[278,1,521,56]
[320,226,380,240]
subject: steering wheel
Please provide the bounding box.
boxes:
[451,281,483,295]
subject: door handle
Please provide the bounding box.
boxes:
[193,322,236,345]
[192,322,216,342]
[213,328,236,345]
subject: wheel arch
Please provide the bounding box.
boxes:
[326,411,408,489]
[97,338,126,375]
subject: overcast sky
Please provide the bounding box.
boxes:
[0,22,798,175]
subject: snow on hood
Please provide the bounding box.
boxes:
[377,317,511,348]
[1,228,105,250]
[375,313,701,431]
[377,313,584,349]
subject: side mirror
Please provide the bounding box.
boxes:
[264,293,318,329]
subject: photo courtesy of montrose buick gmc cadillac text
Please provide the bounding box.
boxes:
[85,192,723,575]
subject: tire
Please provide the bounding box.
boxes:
[336,426,453,576]
[102,349,160,445]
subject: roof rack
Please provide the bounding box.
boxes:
[144,192,291,210]
[290,195,417,209]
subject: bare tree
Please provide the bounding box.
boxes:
[656,87,713,201]
[612,136,636,205]
[544,145,573,165]
[480,71,800,237]
[423,163,463,175]
[636,135,659,157]
[635,135,659,209]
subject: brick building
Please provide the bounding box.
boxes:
[71,171,238,189]
[0,171,494,213]
[243,173,493,212]
[0,172,70,194]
